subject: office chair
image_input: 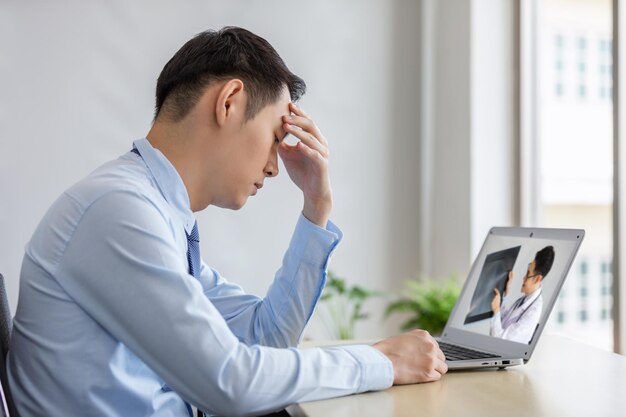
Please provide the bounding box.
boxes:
[0,274,19,417]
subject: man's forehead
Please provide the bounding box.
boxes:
[257,88,291,126]
[274,88,292,117]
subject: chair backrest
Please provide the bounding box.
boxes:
[0,275,11,364]
[0,274,18,417]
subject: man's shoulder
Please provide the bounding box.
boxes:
[66,154,159,208]
[26,155,171,272]
[35,154,167,245]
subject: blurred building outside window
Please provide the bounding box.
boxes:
[537,0,614,351]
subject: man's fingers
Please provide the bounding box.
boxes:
[284,124,329,158]
[285,114,321,137]
[286,104,329,147]
[289,102,310,118]
[436,357,449,375]
[432,338,446,361]
[421,363,446,383]
[278,140,323,167]
[286,141,324,164]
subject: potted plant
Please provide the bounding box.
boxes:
[319,271,381,340]
[385,276,461,336]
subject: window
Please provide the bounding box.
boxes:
[554,33,566,97]
[528,0,614,351]
[601,261,612,321]
[599,38,613,101]
[577,36,588,99]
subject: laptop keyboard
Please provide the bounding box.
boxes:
[438,341,501,361]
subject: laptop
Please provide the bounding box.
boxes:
[437,226,585,370]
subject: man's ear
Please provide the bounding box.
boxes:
[215,79,245,127]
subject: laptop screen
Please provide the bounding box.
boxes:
[444,228,584,348]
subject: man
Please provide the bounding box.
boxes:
[7,27,447,416]
[490,246,555,344]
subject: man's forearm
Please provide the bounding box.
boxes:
[302,196,332,229]
[213,214,342,347]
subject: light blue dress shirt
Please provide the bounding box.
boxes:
[7,138,393,417]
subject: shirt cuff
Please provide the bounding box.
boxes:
[290,213,343,268]
[339,345,394,393]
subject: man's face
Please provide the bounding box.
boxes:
[521,260,543,295]
[213,88,291,210]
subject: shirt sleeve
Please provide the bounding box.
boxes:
[490,311,504,338]
[53,191,391,416]
[196,214,342,348]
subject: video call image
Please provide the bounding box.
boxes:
[448,235,577,346]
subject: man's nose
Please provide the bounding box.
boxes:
[264,150,279,177]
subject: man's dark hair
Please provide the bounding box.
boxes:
[154,26,306,121]
[534,246,555,278]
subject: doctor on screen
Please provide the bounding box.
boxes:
[490,246,555,344]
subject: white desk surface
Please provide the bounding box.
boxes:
[287,334,626,417]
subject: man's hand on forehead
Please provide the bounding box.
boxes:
[278,102,333,228]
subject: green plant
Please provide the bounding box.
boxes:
[319,271,381,340]
[385,276,461,336]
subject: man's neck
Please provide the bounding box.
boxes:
[524,286,542,301]
[146,122,207,212]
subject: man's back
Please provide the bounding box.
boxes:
[8,150,192,416]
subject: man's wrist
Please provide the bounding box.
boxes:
[302,197,332,228]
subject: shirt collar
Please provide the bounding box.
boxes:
[132,138,196,233]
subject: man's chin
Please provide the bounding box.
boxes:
[212,194,249,210]
[224,199,248,210]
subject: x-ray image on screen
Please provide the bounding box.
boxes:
[464,245,522,324]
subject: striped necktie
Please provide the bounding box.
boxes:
[186,223,206,417]
[186,226,202,417]
[186,222,201,277]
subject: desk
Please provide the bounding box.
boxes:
[287,334,626,417]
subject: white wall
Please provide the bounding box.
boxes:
[0,0,519,339]
[0,0,425,338]
[420,0,518,279]
[426,0,473,278]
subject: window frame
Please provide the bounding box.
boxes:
[613,0,626,354]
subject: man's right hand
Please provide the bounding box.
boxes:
[372,329,448,385]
